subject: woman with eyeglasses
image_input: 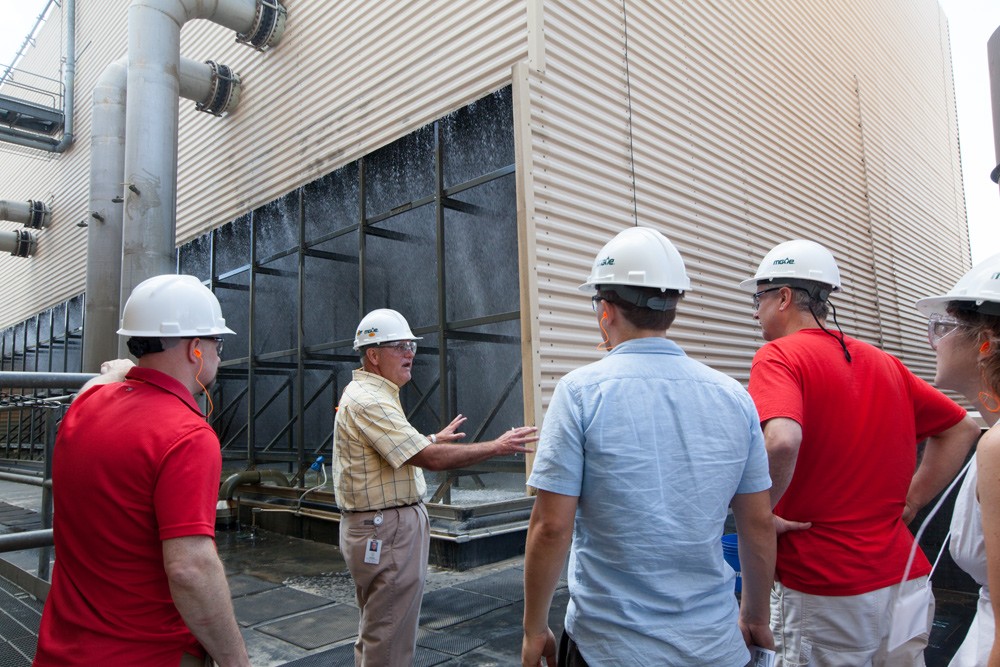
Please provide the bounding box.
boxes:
[916,252,1000,666]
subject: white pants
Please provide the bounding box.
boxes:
[770,578,932,667]
[949,586,993,666]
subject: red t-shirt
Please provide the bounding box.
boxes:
[749,329,967,596]
[34,367,221,666]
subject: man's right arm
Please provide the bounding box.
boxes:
[761,417,803,507]
[522,489,577,667]
[406,426,537,471]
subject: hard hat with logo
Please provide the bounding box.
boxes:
[353,308,422,350]
[117,274,236,337]
[579,227,691,293]
[916,252,1000,316]
[739,239,842,294]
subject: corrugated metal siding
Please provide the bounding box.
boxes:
[527,0,969,410]
[174,0,529,242]
[0,0,530,327]
[0,0,972,422]
[0,0,127,330]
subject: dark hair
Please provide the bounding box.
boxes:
[126,337,164,358]
[597,288,679,331]
[949,303,1000,394]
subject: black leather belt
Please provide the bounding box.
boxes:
[341,501,422,514]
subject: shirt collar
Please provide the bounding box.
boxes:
[125,366,204,416]
[606,336,685,357]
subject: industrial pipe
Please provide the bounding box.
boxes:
[0,229,37,257]
[990,26,1000,184]
[84,56,244,370]
[0,200,50,228]
[218,470,291,501]
[120,0,286,317]
[52,0,76,153]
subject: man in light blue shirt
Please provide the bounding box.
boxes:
[521,227,776,667]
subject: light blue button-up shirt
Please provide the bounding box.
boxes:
[528,337,770,666]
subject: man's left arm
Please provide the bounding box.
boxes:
[905,415,980,523]
[522,490,577,667]
[164,535,250,667]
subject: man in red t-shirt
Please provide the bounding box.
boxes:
[740,240,979,666]
[34,275,250,667]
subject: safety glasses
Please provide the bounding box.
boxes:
[379,340,418,354]
[927,313,964,350]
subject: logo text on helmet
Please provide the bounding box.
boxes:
[772,258,795,265]
[992,272,1000,281]
[598,257,615,266]
[359,327,379,337]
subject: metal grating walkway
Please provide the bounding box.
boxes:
[0,574,42,666]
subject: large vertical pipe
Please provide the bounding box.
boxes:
[84,58,127,371]
[53,0,76,152]
[989,27,1000,185]
[120,0,261,332]
[85,56,241,369]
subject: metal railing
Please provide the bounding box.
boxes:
[0,371,89,585]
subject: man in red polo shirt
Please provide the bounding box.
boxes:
[34,274,249,667]
[741,240,979,666]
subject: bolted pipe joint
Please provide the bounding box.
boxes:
[0,200,51,228]
[25,200,51,229]
[0,229,38,257]
[196,61,243,117]
[236,0,287,51]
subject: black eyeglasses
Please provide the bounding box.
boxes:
[752,287,784,311]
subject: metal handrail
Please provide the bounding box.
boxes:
[0,529,52,553]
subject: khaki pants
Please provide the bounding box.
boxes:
[771,578,931,666]
[341,504,430,667]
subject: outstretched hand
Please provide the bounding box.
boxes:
[496,426,538,455]
[432,414,468,444]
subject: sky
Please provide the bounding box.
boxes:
[0,1,998,263]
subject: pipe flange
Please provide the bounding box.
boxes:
[12,230,37,257]
[25,200,50,229]
[196,61,243,117]
[236,0,287,51]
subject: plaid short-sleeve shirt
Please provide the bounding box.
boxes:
[333,369,430,511]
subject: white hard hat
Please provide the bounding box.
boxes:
[916,252,1000,316]
[353,308,421,350]
[117,274,236,337]
[739,239,842,293]
[579,227,691,293]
